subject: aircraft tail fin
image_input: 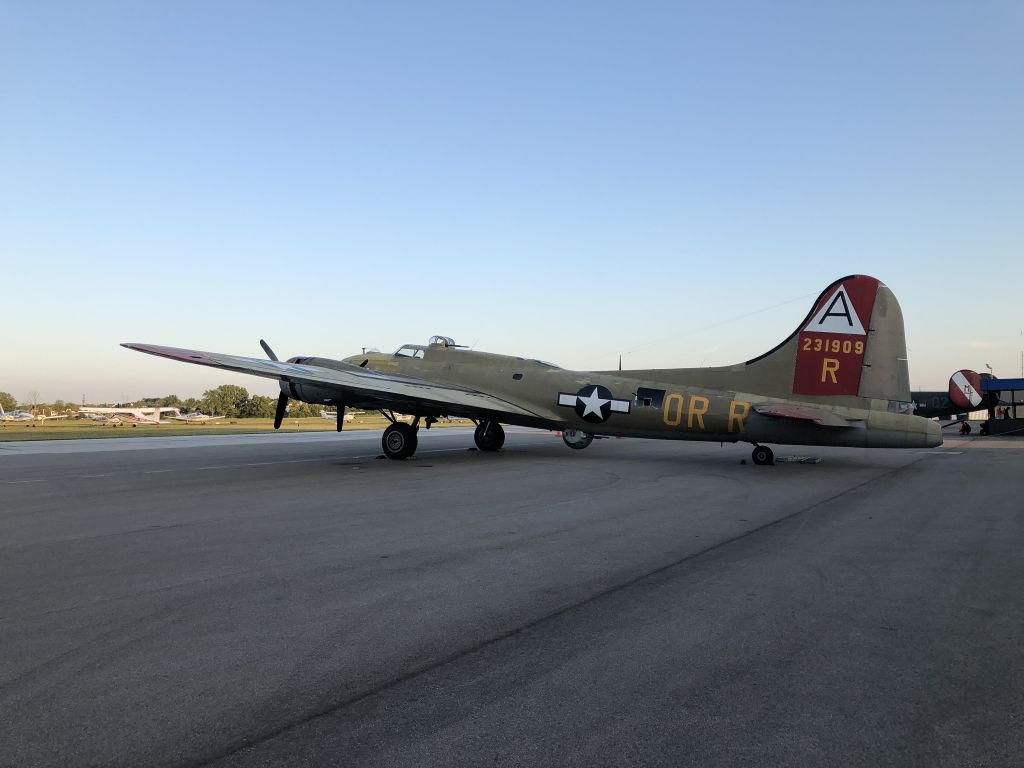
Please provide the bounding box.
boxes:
[742,274,911,403]
[618,275,912,405]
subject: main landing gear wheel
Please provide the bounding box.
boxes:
[474,421,505,452]
[562,429,594,450]
[382,422,418,460]
[751,445,774,466]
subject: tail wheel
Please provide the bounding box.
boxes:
[751,445,774,466]
[562,429,594,450]
[474,421,505,451]
[382,422,418,460]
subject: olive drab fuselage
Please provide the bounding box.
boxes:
[344,341,939,450]
[123,275,944,458]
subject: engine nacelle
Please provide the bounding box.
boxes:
[280,380,338,406]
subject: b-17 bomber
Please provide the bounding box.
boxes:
[124,274,941,465]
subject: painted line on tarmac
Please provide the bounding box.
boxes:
[0,428,478,455]
[1,446,478,484]
[0,426,557,456]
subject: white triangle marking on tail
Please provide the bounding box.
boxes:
[804,287,866,335]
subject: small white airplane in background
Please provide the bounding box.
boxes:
[79,406,181,425]
[320,409,354,423]
[1,405,35,422]
[35,411,69,421]
[169,411,225,424]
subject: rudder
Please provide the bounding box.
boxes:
[748,274,911,404]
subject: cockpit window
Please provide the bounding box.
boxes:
[394,346,425,359]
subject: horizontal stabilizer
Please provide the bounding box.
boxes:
[752,404,851,427]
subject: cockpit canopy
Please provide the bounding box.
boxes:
[394,336,461,358]
[393,345,425,359]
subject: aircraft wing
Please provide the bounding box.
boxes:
[80,407,139,417]
[122,343,547,420]
[752,403,851,427]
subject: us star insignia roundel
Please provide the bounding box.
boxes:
[557,385,631,424]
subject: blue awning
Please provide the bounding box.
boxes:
[982,378,1024,392]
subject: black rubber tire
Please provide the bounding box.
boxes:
[562,429,594,450]
[751,445,774,466]
[382,422,418,460]
[474,421,505,451]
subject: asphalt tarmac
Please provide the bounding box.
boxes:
[1,428,1021,767]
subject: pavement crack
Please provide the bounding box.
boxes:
[182,459,922,768]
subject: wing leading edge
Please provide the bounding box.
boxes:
[121,343,545,420]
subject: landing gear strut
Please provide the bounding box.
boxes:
[751,445,774,466]
[474,421,505,451]
[382,422,418,460]
[562,429,594,450]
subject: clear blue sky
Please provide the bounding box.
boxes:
[2,1,1022,404]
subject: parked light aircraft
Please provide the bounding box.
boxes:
[320,409,355,422]
[35,411,68,421]
[169,411,225,424]
[79,406,181,425]
[124,275,942,464]
[0,405,35,422]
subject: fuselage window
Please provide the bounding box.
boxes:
[512,373,523,380]
[635,387,666,408]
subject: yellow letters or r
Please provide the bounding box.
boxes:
[663,393,684,427]
[821,358,840,384]
[687,396,709,430]
[728,400,750,433]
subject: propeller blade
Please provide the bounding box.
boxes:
[260,339,278,361]
[273,392,288,430]
[265,341,288,430]
[337,406,345,432]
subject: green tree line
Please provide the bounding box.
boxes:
[0,386,326,418]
